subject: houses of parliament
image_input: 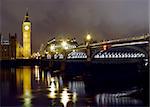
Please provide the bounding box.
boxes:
[0,11,32,60]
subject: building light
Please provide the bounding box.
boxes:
[61,41,68,50]
[103,45,107,51]
[24,25,30,31]
[86,34,92,41]
[50,44,55,52]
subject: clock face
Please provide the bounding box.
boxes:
[24,25,30,30]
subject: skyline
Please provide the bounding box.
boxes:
[1,0,149,51]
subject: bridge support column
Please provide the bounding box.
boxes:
[62,50,67,61]
[86,44,91,62]
[50,53,54,60]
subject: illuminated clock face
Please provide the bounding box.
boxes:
[24,25,30,30]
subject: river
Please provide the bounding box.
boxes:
[0,63,148,107]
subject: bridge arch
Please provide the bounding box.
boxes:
[40,38,78,54]
[67,51,87,59]
[54,53,64,59]
[92,46,148,59]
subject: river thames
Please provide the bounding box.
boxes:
[0,62,149,107]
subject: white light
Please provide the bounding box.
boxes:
[112,41,149,47]
[133,53,137,58]
[145,62,148,66]
[105,54,108,58]
[96,55,99,58]
[54,54,57,59]
[101,54,105,58]
[68,56,71,59]
[141,53,145,57]
[86,34,92,41]
[61,88,70,107]
[127,54,131,58]
[137,53,140,57]
[50,45,55,51]
[61,41,68,50]
[131,53,134,58]
[115,54,118,58]
[59,54,64,59]
[118,53,121,58]
[47,54,51,59]
[108,54,111,58]
[122,54,125,58]
[72,92,77,103]
[24,25,29,30]
[124,53,128,58]
[112,54,115,58]
[45,51,48,54]
[35,66,40,81]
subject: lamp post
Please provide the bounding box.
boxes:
[86,34,92,42]
[85,34,92,61]
[61,40,68,61]
[49,44,56,60]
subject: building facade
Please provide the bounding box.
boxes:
[0,34,23,60]
[22,12,32,58]
[0,11,32,60]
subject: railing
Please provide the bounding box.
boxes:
[37,34,149,58]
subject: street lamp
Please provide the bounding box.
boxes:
[86,34,92,42]
[85,33,92,61]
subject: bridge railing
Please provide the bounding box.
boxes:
[37,34,149,60]
[90,34,150,48]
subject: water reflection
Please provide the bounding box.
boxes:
[61,88,71,107]
[16,67,32,107]
[68,81,85,96]
[47,77,58,99]
[1,66,145,107]
[96,93,143,106]
[16,68,23,94]
[46,71,78,106]
[72,92,77,103]
[22,67,32,107]
[42,70,44,82]
[34,65,40,81]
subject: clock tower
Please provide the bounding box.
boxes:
[22,11,31,58]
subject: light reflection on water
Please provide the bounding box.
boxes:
[1,66,144,107]
[34,65,40,81]
[61,88,71,107]
[46,72,77,107]
[18,67,32,107]
[68,81,85,96]
[96,93,143,106]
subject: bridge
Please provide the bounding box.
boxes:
[32,34,149,64]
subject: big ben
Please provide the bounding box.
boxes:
[22,11,31,58]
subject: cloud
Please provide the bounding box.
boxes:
[2,0,149,51]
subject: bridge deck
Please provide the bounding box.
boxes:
[0,58,146,67]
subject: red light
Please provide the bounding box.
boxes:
[103,45,107,50]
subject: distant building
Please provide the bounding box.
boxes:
[16,41,23,59]
[0,34,23,60]
[0,11,32,60]
[44,37,78,54]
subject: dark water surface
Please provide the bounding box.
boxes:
[0,63,148,107]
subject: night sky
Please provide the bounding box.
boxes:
[1,0,149,51]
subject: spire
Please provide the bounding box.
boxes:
[26,8,29,16]
[24,8,30,22]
